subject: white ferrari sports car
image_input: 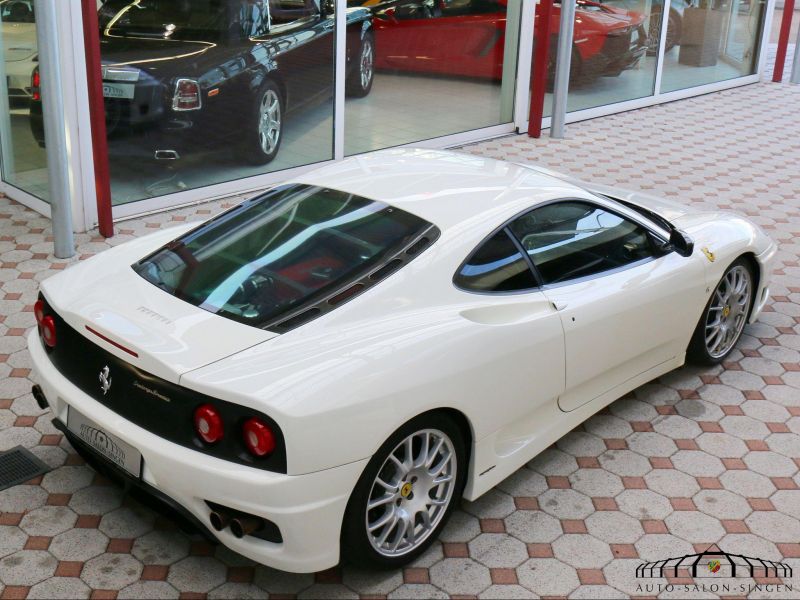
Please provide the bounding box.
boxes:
[29,148,776,572]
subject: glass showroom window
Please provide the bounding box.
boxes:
[660,0,766,92]
[91,0,347,205]
[541,0,659,116]
[344,0,522,156]
[0,0,49,201]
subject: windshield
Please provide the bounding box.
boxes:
[134,185,432,330]
[98,0,272,41]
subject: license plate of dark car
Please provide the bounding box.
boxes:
[102,82,134,99]
[67,407,142,477]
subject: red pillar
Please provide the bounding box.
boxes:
[773,0,795,82]
[81,0,114,237]
[528,0,554,138]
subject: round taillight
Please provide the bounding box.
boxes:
[194,404,224,444]
[34,300,45,325]
[242,418,276,458]
[41,315,56,348]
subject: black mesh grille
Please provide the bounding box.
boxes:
[0,446,50,492]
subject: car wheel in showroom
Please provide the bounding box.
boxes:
[347,32,375,98]
[237,80,284,166]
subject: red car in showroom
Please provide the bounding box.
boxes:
[356,0,647,86]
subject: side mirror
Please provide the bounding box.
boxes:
[669,229,694,257]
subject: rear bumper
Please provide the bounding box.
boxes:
[585,26,647,77]
[5,58,35,98]
[29,330,367,573]
[52,418,219,541]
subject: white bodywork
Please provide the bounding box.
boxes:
[30,148,777,572]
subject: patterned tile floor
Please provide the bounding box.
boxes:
[1,73,800,599]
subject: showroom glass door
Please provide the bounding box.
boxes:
[343,0,523,156]
[95,0,338,205]
[0,0,50,201]
[659,0,766,92]
[539,0,664,116]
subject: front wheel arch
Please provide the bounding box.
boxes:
[740,252,761,319]
[687,254,757,365]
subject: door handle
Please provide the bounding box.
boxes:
[552,301,568,311]
[460,301,555,325]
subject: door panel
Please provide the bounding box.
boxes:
[545,253,705,411]
[452,228,565,427]
[458,292,566,423]
[506,198,708,413]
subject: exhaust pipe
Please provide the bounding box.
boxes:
[32,385,48,410]
[209,509,232,532]
[154,149,180,160]
[230,515,264,539]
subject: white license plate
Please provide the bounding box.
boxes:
[67,407,142,477]
[102,82,135,99]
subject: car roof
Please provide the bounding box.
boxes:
[291,148,585,231]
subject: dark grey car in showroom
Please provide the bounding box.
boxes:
[31,0,374,164]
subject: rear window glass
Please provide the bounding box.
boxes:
[134,185,431,330]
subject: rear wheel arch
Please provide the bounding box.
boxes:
[250,68,288,107]
[364,407,474,475]
[341,407,473,568]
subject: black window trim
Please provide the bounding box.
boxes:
[453,196,672,295]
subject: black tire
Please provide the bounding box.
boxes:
[346,33,375,98]
[235,79,283,166]
[647,7,681,56]
[342,412,467,569]
[686,257,755,366]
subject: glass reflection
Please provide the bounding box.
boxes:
[344,0,521,156]
[89,0,352,204]
[542,0,657,115]
[0,0,49,200]
[660,0,765,92]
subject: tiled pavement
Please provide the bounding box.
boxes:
[1,74,800,600]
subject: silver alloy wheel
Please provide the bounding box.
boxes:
[360,39,374,90]
[705,265,752,359]
[258,89,281,155]
[366,429,456,557]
